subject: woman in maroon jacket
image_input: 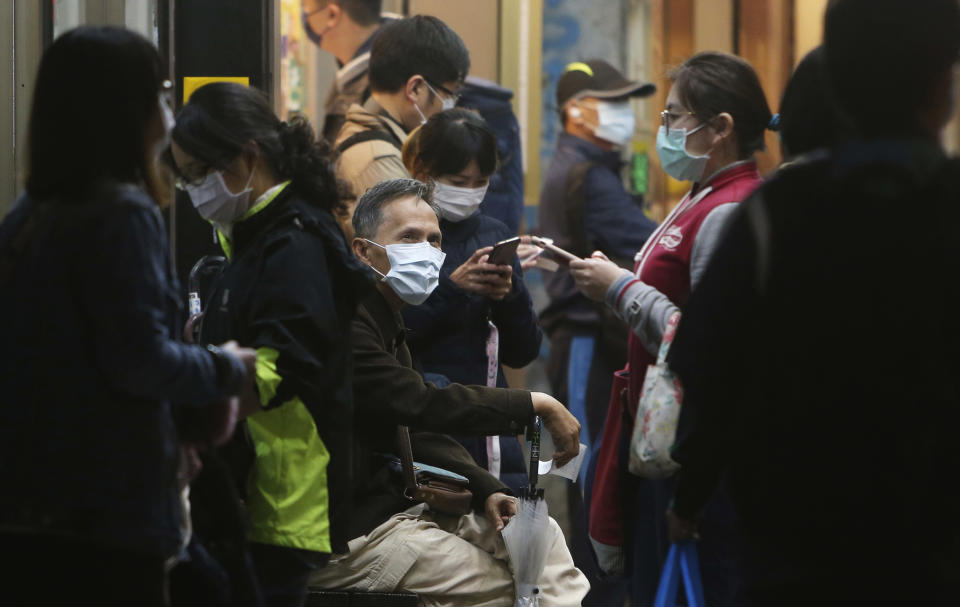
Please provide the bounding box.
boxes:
[569,51,774,607]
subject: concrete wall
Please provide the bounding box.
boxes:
[410,0,500,83]
[0,2,44,216]
[794,0,828,65]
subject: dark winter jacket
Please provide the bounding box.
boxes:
[459,76,525,234]
[669,140,960,594]
[0,185,244,559]
[198,183,370,555]
[403,212,541,491]
[350,288,535,539]
[539,132,656,330]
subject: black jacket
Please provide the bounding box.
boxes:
[0,185,243,558]
[458,76,525,234]
[199,185,369,555]
[538,132,656,329]
[350,288,535,539]
[669,139,960,595]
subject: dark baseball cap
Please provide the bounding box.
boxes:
[556,59,656,107]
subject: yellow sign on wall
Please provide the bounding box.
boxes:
[182,76,250,104]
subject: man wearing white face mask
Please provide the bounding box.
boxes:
[307,178,589,605]
[333,15,467,240]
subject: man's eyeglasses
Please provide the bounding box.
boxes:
[426,79,460,107]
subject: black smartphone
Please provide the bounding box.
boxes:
[486,236,521,266]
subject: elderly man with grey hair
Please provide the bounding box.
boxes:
[309,178,589,606]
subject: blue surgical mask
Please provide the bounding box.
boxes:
[656,124,710,182]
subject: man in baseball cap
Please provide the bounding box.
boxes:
[556,59,657,129]
[537,59,656,595]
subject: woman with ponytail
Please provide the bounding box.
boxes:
[570,51,773,606]
[166,82,370,606]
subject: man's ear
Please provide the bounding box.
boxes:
[326,2,343,27]
[351,237,370,262]
[404,75,426,104]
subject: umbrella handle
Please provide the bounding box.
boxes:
[527,415,541,491]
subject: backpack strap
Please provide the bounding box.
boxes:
[336,128,403,155]
[563,161,598,259]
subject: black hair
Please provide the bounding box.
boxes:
[26,26,165,202]
[825,0,960,136]
[334,0,381,27]
[669,51,772,159]
[167,82,343,215]
[368,16,470,93]
[778,46,846,158]
[402,109,498,180]
[352,178,436,240]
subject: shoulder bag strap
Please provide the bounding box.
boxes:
[563,161,597,258]
[397,425,418,490]
[336,128,403,155]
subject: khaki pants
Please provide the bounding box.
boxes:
[309,504,589,607]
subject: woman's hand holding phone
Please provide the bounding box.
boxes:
[569,250,632,302]
[451,246,513,300]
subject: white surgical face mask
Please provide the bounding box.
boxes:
[656,123,709,182]
[364,239,446,305]
[185,170,254,233]
[432,182,488,222]
[593,100,636,147]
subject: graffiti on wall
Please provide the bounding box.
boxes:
[541,0,582,178]
[540,0,624,184]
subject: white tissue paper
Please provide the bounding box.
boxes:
[532,430,588,481]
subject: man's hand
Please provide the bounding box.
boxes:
[530,392,581,467]
[485,492,517,531]
[569,251,630,302]
[450,246,513,300]
[666,508,700,543]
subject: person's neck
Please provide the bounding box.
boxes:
[325,21,380,66]
[699,147,741,185]
[370,91,411,130]
[248,167,281,205]
[565,125,616,151]
[376,281,406,312]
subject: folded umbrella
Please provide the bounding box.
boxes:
[501,416,553,607]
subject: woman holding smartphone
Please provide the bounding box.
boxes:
[401,108,541,492]
[571,51,774,606]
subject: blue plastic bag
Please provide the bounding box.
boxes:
[653,542,706,607]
